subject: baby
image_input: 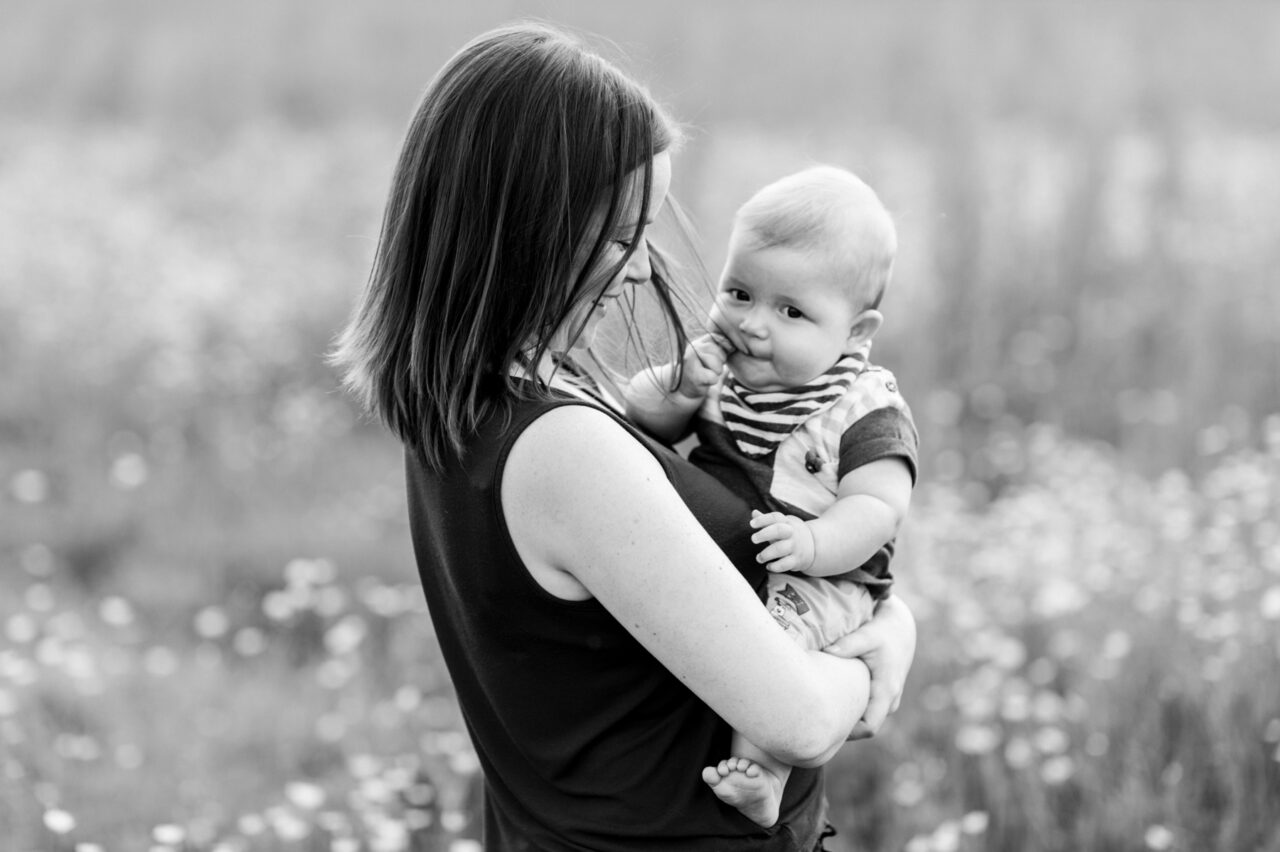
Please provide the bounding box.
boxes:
[625,165,919,827]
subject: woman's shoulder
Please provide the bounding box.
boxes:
[504,400,668,500]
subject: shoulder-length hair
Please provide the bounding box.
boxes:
[332,22,687,469]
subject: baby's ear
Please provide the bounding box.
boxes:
[847,309,883,348]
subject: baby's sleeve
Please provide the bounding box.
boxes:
[836,404,919,483]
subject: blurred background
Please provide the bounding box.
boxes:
[2,1,1278,850]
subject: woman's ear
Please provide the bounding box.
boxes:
[847,309,883,349]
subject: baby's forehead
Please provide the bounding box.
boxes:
[728,242,860,300]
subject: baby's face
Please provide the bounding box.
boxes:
[710,240,867,392]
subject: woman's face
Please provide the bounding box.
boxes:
[556,151,673,350]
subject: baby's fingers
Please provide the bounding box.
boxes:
[756,539,796,565]
[749,510,788,530]
[688,335,730,371]
[708,328,736,353]
[763,554,801,573]
[750,522,792,547]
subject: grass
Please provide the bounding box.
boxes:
[4,422,1279,850]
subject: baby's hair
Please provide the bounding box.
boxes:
[734,165,896,309]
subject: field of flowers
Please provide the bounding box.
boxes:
[4,417,1278,852]
[5,3,1280,849]
[3,121,1279,852]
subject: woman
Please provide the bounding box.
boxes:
[334,22,916,851]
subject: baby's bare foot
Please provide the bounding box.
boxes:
[700,757,784,828]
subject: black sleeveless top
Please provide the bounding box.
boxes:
[404,394,828,851]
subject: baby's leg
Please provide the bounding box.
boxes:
[701,731,791,828]
[703,578,872,825]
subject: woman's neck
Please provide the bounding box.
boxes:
[516,349,625,412]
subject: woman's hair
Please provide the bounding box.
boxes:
[332,22,686,468]
[734,165,896,309]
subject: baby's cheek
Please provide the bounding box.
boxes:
[707,302,739,346]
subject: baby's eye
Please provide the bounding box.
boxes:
[783,306,805,319]
[726,288,750,302]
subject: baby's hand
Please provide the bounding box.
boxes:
[676,334,730,400]
[749,510,816,573]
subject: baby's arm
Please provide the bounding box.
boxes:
[751,457,913,577]
[623,334,728,443]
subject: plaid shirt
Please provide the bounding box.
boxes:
[699,358,916,519]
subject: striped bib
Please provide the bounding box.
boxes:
[720,351,868,458]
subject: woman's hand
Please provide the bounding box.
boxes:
[823,594,916,740]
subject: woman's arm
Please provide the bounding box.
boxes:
[502,404,870,765]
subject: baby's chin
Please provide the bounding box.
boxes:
[727,357,792,393]
[731,357,837,394]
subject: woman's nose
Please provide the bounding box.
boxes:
[624,240,652,284]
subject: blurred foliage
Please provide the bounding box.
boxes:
[5,0,1280,131]
[3,1,1280,850]
[2,0,1277,477]
[3,431,1279,850]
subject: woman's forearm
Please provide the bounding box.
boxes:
[781,653,872,767]
[504,405,884,764]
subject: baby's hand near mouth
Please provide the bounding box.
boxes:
[678,334,730,399]
[706,304,741,354]
[708,328,737,355]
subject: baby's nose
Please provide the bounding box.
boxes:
[738,311,767,337]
